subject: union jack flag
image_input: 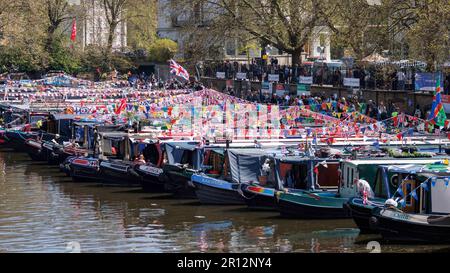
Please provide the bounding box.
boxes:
[169,59,190,81]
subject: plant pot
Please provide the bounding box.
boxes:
[258,175,268,186]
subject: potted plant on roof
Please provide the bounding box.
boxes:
[259,159,271,186]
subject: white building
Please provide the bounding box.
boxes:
[70,0,127,51]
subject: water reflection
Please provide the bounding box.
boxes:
[1,150,450,253]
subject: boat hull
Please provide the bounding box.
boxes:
[69,157,100,182]
[99,161,141,187]
[371,208,450,243]
[135,165,166,192]
[240,184,277,211]
[163,165,197,198]
[345,197,385,234]
[278,191,351,219]
[191,175,244,205]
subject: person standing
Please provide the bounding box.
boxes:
[397,70,405,90]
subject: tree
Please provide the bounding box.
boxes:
[401,1,450,71]
[148,38,178,63]
[320,0,390,60]
[43,0,72,52]
[0,1,19,37]
[99,0,131,53]
[169,0,324,65]
[126,0,157,50]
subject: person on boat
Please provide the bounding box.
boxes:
[134,154,146,165]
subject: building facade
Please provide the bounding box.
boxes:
[70,0,127,51]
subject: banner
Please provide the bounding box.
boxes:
[276,84,286,97]
[297,84,311,95]
[343,78,360,88]
[216,72,226,79]
[268,74,280,82]
[236,72,247,80]
[415,72,443,91]
[299,76,313,85]
[261,81,271,95]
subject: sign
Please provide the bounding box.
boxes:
[236,72,247,80]
[216,72,226,79]
[276,84,286,96]
[343,78,360,88]
[442,94,450,114]
[299,76,313,85]
[297,84,311,95]
[261,81,271,95]
[415,73,443,91]
[268,74,280,82]
[226,80,233,89]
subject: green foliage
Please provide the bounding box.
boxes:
[387,149,432,158]
[47,38,82,74]
[0,45,46,73]
[148,38,178,63]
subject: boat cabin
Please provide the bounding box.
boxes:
[339,159,446,199]
[383,163,450,215]
[163,141,202,170]
[274,156,341,191]
[223,149,272,184]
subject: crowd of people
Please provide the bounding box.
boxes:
[199,59,450,92]
[222,86,429,122]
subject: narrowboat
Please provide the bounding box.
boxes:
[191,149,269,205]
[369,162,450,243]
[344,159,448,233]
[67,131,127,182]
[277,158,441,219]
[241,155,341,211]
[24,114,103,162]
[134,139,166,192]
[162,141,201,198]
[99,133,167,187]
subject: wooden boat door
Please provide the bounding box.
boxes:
[402,178,417,213]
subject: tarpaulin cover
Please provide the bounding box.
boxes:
[165,142,202,169]
[227,149,267,183]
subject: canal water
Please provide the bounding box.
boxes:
[1,150,450,253]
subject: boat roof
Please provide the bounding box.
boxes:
[51,114,93,120]
[383,163,450,175]
[344,158,445,166]
[165,141,200,151]
[275,156,340,164]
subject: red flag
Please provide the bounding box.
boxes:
[70,18,77,42]
[114,98,127,115]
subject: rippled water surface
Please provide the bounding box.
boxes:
[1,150,450,253]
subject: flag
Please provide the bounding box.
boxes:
[70,18,77,42]
[421,181,429,191]
[396,187,404,197]
[114,98,127,115]
[169,59,190,81]
[411,189,418,201]
[428,74,446,127]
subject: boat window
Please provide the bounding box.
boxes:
[350,168,354,188]
[143,144,159,165]
[181,150,194,167]
[346,167,350,188]
[406,183,412,205]
[390,174,399,188]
